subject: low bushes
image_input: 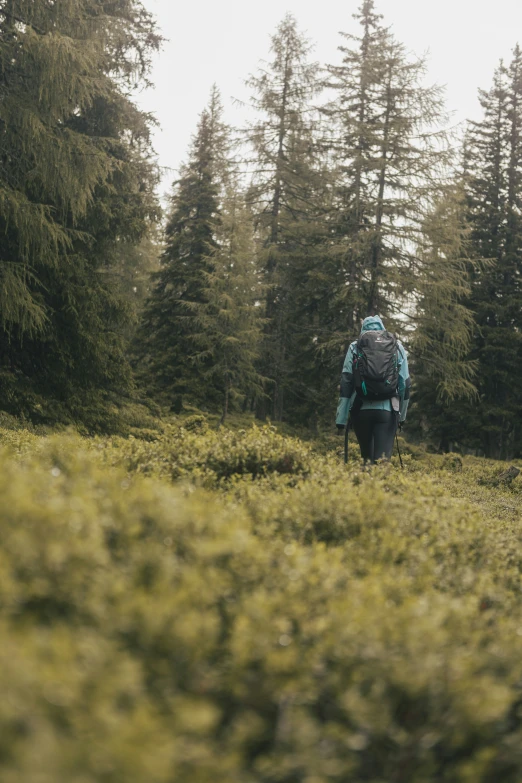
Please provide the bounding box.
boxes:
[96,424,313,486]
[1,429,522,780]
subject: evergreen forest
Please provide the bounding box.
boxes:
[2,2,522,781]
[0,0,520,457]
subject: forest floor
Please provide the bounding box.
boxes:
[2,412,522,782]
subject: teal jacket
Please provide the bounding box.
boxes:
[336,316,411,426]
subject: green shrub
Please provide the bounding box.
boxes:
[181,413,209,432]
[96,424,312,486]
[1,430,522,780]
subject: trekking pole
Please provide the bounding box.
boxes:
[344,421,349,465]
[395,431,404,470]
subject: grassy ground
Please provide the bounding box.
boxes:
[1,417,522,782]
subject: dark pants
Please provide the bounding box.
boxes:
[352,409,397,463]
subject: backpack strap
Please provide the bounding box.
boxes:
[351,338,360,365]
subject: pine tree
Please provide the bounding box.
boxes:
[0,0,159,332]
[410,184,480,449]
[465,51,522,458]
[104,228,162,342]
[0,0,161,427]
[191,193,264,424]
[270,158,336,428]
[414,186,478,402]
[322,0,388,333]
[272,0,453,431]
[136,90,226,409]
[324,0,450,330]
[246,14,322,421]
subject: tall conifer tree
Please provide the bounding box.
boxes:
[136,90,226,408]
[192,193,264,424]
[324,0,450,331]
[0,0,161,426]
[410,185,479,448]
[246,14,322,421]
[465,51,522,458]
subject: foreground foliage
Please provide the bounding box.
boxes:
[1,423,522,781]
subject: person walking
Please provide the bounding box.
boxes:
[336,316,411,463]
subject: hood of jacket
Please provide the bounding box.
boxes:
[360,315,385,334]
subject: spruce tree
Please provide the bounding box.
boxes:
[324,0,450,328]
[410,184,479,449]
[271,163,335,428]
[0,0,159,332]
[246,14,322,421]
[100,227,162,343]
[465,52,522,458]
[191,193,264,424]
[0,0,161,427]
[136,90,226,409]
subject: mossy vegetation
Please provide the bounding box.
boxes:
[0,421,522,781]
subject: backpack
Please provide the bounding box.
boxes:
[352,330,399,401]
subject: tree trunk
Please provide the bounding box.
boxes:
[257,49,291,422]
[367,64,392,315]
[272,342,286,422]
[219,380,230,427]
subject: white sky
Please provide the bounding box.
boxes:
[137,0,522,197]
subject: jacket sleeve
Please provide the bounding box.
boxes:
[397,344,411,422]
[336,343,355,426]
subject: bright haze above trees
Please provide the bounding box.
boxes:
[137,0,522,195]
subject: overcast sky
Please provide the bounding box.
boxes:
[137,0,522,196]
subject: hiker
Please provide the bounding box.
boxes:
[336,316,411,463]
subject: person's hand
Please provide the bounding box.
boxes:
[336,424,345,436]
[398,420,404,432]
